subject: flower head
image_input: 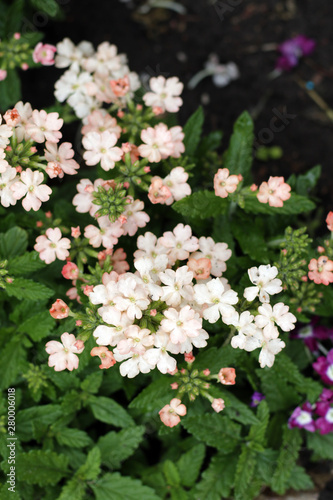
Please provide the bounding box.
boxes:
[218,367,236,385]
[143,76,183,113]
[308,256,333,285]
[45,332,84,371]
[159,398,187,427]
[257,177,291,207]
[214,168,240,198]
[276,35,316,71]
[33,43,57,65]
[211,398,225,413]
[34,228,71,264]
[49,299,69,319]
[91,346,116,369]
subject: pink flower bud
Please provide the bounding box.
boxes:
[76,320,82,326]
[71,226,81,238]
[45,211,52,218]
[0,70,7,81]
[150,309,157,317]
[184,352,195,363]
[203,369,210,376]
[49,299,69,319]
[218,367,236,385]
[14,33,21,39]
[36,221,43,228]
[117,110,124,118]
[4,108,21,126]
[83,285,94,296]
[211,398,225,413]
[91,346,116,369]
[61,262,79,280]
[21,63,29,71]
[171,383,179,390]
[33,43,57,66]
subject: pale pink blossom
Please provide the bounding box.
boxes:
[83,41,122,75]
[71,226,81,238]
[121,199,150,236]
[117,325,154,355]
[83,131,122,171]
[143,76,183,113]
[0,167,18,207]
[159,398,187,427]
[255,302,297,339]
[159,223,199,265]
[191,237,232,277]
[0,115,13,148]
[84,217,124,249]
[33,43,57,65]
[257,176,291,207]
[44,142,79,176]
[138,123,174,163]
[218,367,236,385]
[3,109,21,127]
[72,178,104,216]
[159,266,194,307]
[49,299,69,319]
[194,278,238,323]
[0,149,8,173]
[98,248,129,274]
[114,276,150,320]
[110,76,130,97]
[161,306,202,344]
[82,110,121,138]
[187,257,212,280]
[162,166,191,204]
[34,227,71,264]
[13,101,33,141]
[134,256,166,300]
[326,212,333,232]
[46,332,84,371]
[144,331,177,373]
[0,70,7,81]
[91,346,116,369]
[214,168,240,198]
[212,398,225,413]
[134,232,168,260]
[11,168,52,211]
[55,38,94,69]
[308,256,333,286]
[169,126,185,158]
[148,177,172,205]
[26,110,63,143]
[61,261,79,280]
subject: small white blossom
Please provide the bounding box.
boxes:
[244,264,283,303]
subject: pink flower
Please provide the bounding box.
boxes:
[162,166,191,204]
[257,176,291,207]
[26,110,63,143]
[138,124,174,163]
[169,126,185,158]
[214,168,240,198]
[62,261,79,280]
[11,168,52,211]
[91,346,116,369]
[81,110,121,138]
[122,199,150,236]
[159,223,199,265]
[45,332,84,371]
[110,76,130,97]
[0,70,7,81]
[308,256,333,285]
[34,228,71,264]
[71,226,81,238]
[184,352,195,363]
[84,217,124,249]
[161,306,202,344]
[83,131,122,171]
[44,142,79,176]
[148,177,172,205]
[72,178,104,216]
[159,398,187,427]
[98,248,129,274]
[211,398,225,413]
[326,212,333,232]
[33,43,57,65]
[49,299,69,319]
[4,109,21,127]
[218,367,236,385]
[187,257,212,280]
[143,76,183,113]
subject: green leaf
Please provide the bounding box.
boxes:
[0,338,26,390]
[88,396,134,427]
[8,252,46,275]
[16,405,63,441]
[183,106,204,156]
[286,465,314,491]
[80,371,103,394]
[271,427,302,494]
[231,217,269,262]
[172,190,228,219]
[57,478,86,500]
[98,426,145,469]
[163,460,180,486]
[55,428,93,449]
[16,450,69,486]
[129,376,172,411]
[76,446,101,481]
[223,111,254,182]
[5,277,54,301]
[242,192,315,215]
[234,446,257,500]
[255,449,279,484]
[0,227,28,258]
[30,0,60,16]
[4,0,24,36]
[248,400,269,445]
[91,472,161,500]
[0,70,21,112]
[17,310,55,341]
[295,165,321,196]
[197,130,223,156]
[182,414,241,451]
[307,432,333,460]
[177,443,205,487]
[194,452,238,499]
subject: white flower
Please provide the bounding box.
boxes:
[161,306,202,344]
[159,266,194,307]
[144,331,177,374]
[25,110,63,143]
[113,349,155,378]
[55,38,94,69]
[224,311,257,349]
[134,232,168,260]
[117,325,154,355]
[194,278,238,323]
[191,237,232,277]
[34,227,70,264]
[163,166,191,204]
[84,216,123,249]
[134,256,165,300]
[0,115,13,148]
[54,68,92,102]
[159,223,199,265]
[122,199,150,237]
[72,178,103,216]
[255,302,297,339]
[241,328,286,368]
[114,276,150,320]
[244,264,283,303]
[11,168,52,211]
[83,131,123,171]
[0,167,18,207]
[143,76,183,113]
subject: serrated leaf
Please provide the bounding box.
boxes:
[183,107,204,156]
[194,345,241,376]
[255,449,279,484]
[8,252,46,275]
[172,190,228,219]
[17,310,55,341]
[197,130,223,156]
[129,376,172,411]
[223,111,254,182]
[286,464,314,491]
[56,477,86,500]
[4,0,24,36]
[16,405,62,441]
[0,227,28,258]
[231,217,269,263]
[194,452,237,499]
[307,432,333,460]
[295,165,321,196]
[0,483,22,499]
[5,277,54,301]
[0,338,26,390]
[88,396,134,427]
[177,443,205,487]
[30,0,59,16]
[55,428,92,449]
[234,446,257,500]
[98,426,145,469]
[91,472,161,500]
[248,400,269,445]
[76,446,101,481]
[242,192,315,215]
[271,426,302,494]
[16,450,69,486]
[80,371,103,394]
[163,460,180,486]
[182,414,241,451]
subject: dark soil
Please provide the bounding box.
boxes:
[22,0,333,210]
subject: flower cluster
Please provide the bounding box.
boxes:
[288,389,333,435]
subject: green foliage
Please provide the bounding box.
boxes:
[183,106,204,156]
[18,310,55,341]
[30,0,60,17]
[88,395,134,427]
[176,443,205,487]
[8,252,46,275]
[91,472,161,500]
[0,226,28,258]
[172,190,228,219]
[223,111,254,182]
[242,191,316,215]
[307,432,333,460]
[5,277,54,301]
[271,427,302,494]
[182,414,241,452]
[16,450,69,486]
[194,453,238,499]
[97,426,145,469]
[0,337,27,389]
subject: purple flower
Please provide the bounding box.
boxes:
[250,391,265,407]
[276,35,316,71]
[288,402,316,432]
[291,318,333,353]
[313,349,333,386]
